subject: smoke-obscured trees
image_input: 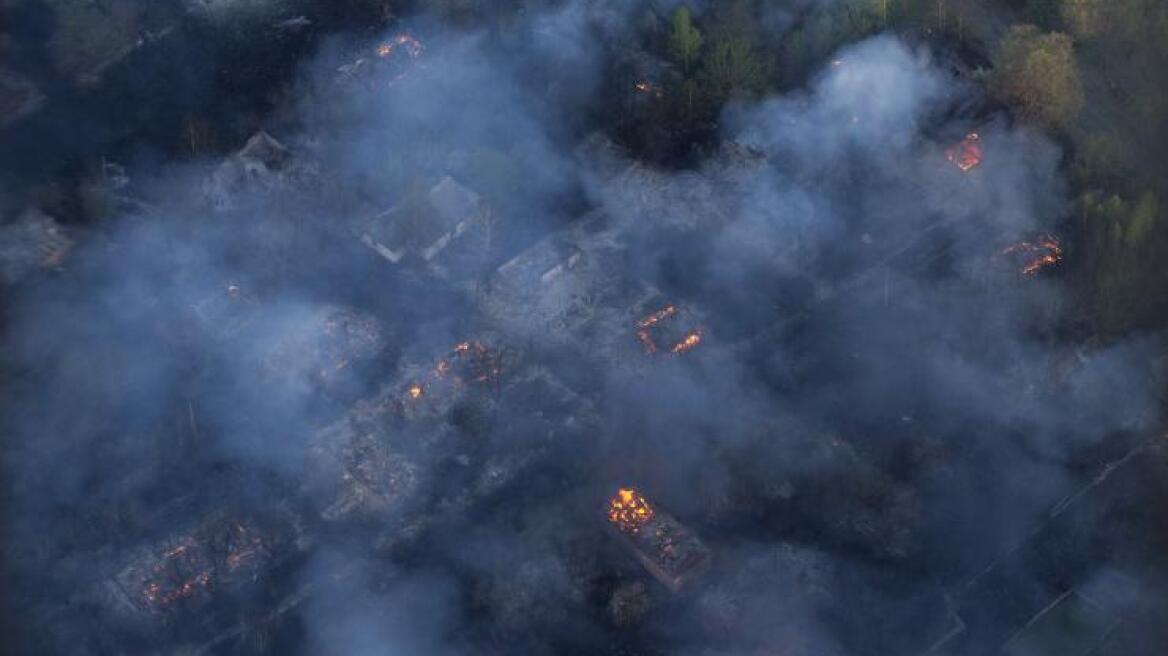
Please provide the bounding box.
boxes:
[1060,0,1103,39]
[669,7,704,76]
[991,24,1084,129]
[1080,191,1167,334]
[698,34,771,106]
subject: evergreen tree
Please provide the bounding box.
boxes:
[669,7,703,76]
[991,25,1084,129]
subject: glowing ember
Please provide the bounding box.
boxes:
[404,340,505,408]
[376,33,424,60]
[139,538,214,608]
[671,330,703,355]
[637,304,678,329]
[407,383,424,400]
[635,304,703,356]
[608,488,655,533]
[128,518,275,613]
[1000,233,1063,276]
[224,522,266,570]
[945,133,983,172]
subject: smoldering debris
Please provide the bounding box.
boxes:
[0,207,73,284]
[2,2,1167,656]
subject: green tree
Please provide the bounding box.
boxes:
[1061,0,1104,39]
[991,25,1084,129]
[1081,190,1166,333]
[699,35,771,104]
[1024,0,1063,29]
[669,7,703,75]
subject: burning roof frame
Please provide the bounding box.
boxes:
[604,488,712,593]
[304,335,523,529]
[102,509,302,625]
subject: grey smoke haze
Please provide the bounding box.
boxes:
[1,2,1163,655]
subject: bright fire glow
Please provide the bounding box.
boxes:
[405,340,503,404]
[635,304,703,356]
[945,133,983,172]
[671,330,703,355]
[377,33,424,60]
[608,488,654,533]
[140,539,213,608]
[137,521,268,610]
[637,304,678,329]
[407,383,424,400]
[1000,233,1063,276]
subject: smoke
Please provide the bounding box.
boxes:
[1,1,1164,655]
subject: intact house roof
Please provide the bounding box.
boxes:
[356,175,490,267]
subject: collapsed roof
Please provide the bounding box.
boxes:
[357,175,490,266]
[205,132,319,211]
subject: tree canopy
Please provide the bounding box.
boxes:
[991,24,1084,129]
[699,35,770,104]
[668,7,703,75]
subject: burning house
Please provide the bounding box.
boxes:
[634,302,704,357]
[998,233,1064,277]
[336,32,426,89]
[305,338,595,557]
[101,509,303,628]
[356,175,491,274]
[606,487,711,592]
[304,336,510,525]
[945,132,984,172]
[481,211,714,375]
[397,338,511,421]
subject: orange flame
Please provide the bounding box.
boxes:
[141,538,213,608]
[608,488,654,533]
[945,133,983,172]
[635,304,703,356]
[671,330,703,355]
[377,33,424,59]
[1000,233,1063,276]
[407,383,424,401]
[138,521,268,610]
[637,304,678,329]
